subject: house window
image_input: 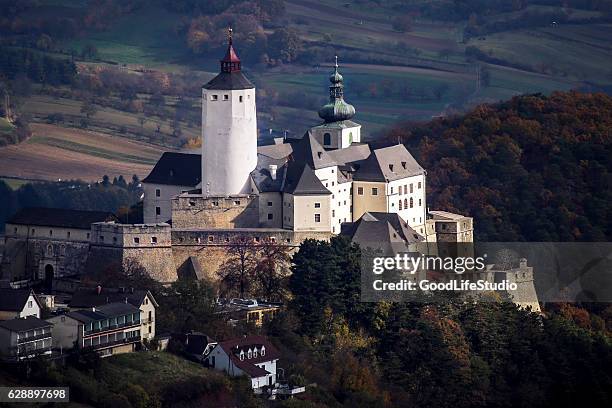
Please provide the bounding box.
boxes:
[156,207,161,216]
[155,188,161,197]
[87,233,90,239]
[134,237,140,244]
[67,231,71,239]
[314,202,321,208]
[223,94,229,100]
[419,199,422,206]
[151,236,158,244]
[28,301,32,308]
[410,184,414,193]
[389,164,394,172]
[267,201,273,207]
[234,200,241,205]
[390,186,394,194]
[410,198,414,208]
[418,182,422,189]
[239,95,243,102]
[314,214,321,223]
[261,346,265,356]
[13,227,17,234]
[357,187,363,195]
[211,95,218,101]
[332,210,335,217]
[208,236,214,242]
[372,188,378,196]
[248,349,252,359]
[323,133,331,145]
[399,201,403,210]
[240,351,245,361]
[404,198,408,208]
[100,236,104,242]
[49,230,53,236]
[113,237,117,244]
[267,213,273,220]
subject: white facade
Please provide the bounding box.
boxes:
[201,87,257,196]
[0,292,41,320]
[207,343,277,390]
[386,174,427,233]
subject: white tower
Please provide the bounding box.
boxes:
[201,29,257,196]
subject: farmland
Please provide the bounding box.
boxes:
[0,124,167,182]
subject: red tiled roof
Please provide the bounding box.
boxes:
[219,335,280,378]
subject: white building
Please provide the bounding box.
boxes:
[0,289,42,320]
[205,335,280,390]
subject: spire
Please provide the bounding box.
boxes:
[221,27,241,73]
[318,56,355,123]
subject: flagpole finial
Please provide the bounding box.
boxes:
[228,27,233,45]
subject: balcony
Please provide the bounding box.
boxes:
[84,336,141,351]
[17,332,52,344]
[84,320,140,336]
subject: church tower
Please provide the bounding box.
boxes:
[201,29,257,196]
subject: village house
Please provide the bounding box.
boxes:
[205,335,280,390]
[47,302,145,357]
[0,316,52,361]
[0,288,42,320]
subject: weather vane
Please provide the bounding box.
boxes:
[228,27,233,45]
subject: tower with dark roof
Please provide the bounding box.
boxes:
[201,28,257,196]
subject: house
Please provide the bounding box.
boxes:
[0,316,52,360]
[47,302,144,357]
[215,299,281,327]
[0,289,42,320]
[206,335,280,390]
[185,332,217,363]
[68,286,158,341]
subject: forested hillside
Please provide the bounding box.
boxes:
[385,91,612,241]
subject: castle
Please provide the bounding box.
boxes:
[0,32,539,311]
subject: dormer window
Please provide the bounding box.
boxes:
[239,350,245,361]
[317,152,322,159]
[211,95,218,101]
[253,348,258,358]
[401,161,407,169]
[247,349,252,359]
[261,346,265,356]
[389,164,394,172]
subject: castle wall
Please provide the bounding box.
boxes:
[172,195,259,229]
[171,229,331,281]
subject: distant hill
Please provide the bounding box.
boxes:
[386,91,612,241]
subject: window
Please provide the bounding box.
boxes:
[418,182,422,189]
[314,214,321,223]
[404,198,408,208]
[267,213,273,220]
[261,346,265,356]
[155,207,161,216]
[28,301,32,308]
[223,94,229,100]
[372,187,378,196]
[323,133,331,145]
[31,228,35,234]
[314,202,321,208]
[13,227,17,234]
[100,235,104,242]
[234,200,241,205]
[211,94,218,101]
[357,187,363,195]
[133,237,140,244]
[410,184,414,193]
[113,237,117,244]
[208,236,214,242]
[267,201,273,207]
[401,161,407,169]
[67,231,71,239]
[239,95,243,102]
[240,351,245,361]
[155,188,161,197]
[332,210,335,217]
[151,236,158,244]
[410,198,414,208]
[419,199,422,206]
[49,230,53,236]
[399,201,403,210]
[389,164,394,172]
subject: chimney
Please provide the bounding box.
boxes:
[96,285,102,295]
[269,164,277,180]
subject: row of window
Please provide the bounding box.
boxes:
[17,327,51,340]
[238,345,266,361]
[390,182,422,195]
[84,313,140,333]
[397,198,422,210]
[22,227,79,240]
[17,338,51,354]
[208,94,248,102]
[83,330,140,348]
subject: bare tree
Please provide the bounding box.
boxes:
[217,235,258,298]
[254,238,291,302]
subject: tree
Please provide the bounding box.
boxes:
[217,235,258,298]
[80,100,97,119]
[268,28,301,63]
[253,238,291,301]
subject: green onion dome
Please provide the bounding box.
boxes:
[318,57,356,123]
